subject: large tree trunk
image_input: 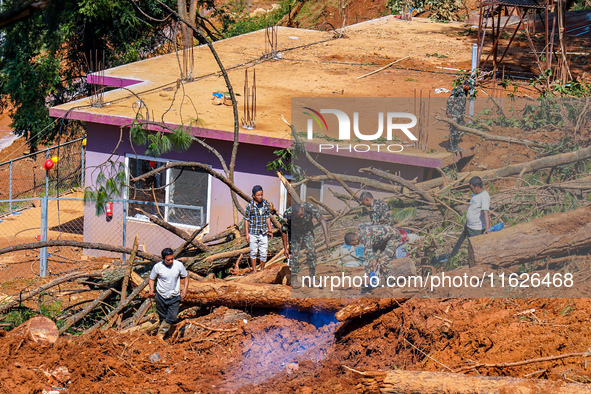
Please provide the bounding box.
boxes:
[233,264,291,285]
[417,144,591,191]
[469,205,591,267]
[180,281,349,312]
[335,298,408,321]
[355,369,591,394]
[10,316,59,344]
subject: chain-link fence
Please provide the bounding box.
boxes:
[0,196,205,281]
[0,138,85,215]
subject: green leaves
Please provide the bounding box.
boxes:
[0,0,176,151]
[84,160,125,215]
[131,122,193,158]
[388,0,463,21]
[130,123,147,146]
[267,148,292,172]
[170,126,194,152]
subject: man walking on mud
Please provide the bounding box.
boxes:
[148,248,189,342]
[446,79,474,152]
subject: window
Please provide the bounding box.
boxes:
[301,181,323,203]
[126,156,210,228]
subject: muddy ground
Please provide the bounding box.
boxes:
[2,298,591,393]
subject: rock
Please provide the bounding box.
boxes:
[285,362,299,375]
[51,366,71,384]
[250,7,267,16]
[149,352,163,363]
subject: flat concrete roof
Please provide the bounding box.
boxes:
[50,17,477,168]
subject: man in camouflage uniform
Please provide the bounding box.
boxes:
[344,225,402,276]
[360,191,392,226]
[281,202,330,280]
[446,79,474,152]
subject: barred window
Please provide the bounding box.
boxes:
[126,156,209,228]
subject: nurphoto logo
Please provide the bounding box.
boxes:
[302,106,418,153]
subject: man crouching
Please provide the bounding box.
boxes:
[148,247,189,342]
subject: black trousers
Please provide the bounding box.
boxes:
[155,293,181,325]
[449,226,485,258]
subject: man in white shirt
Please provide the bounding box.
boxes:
[148,248,189,342]
[466,176,491,236]
[449,176,490,258]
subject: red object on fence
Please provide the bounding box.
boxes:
[149,161,157,168]
[44,159,54,171]
[105,201,113,219]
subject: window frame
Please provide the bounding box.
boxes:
[125,154,212,230]
[278,176,324,214]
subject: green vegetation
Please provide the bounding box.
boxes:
[0,0,177,151]
[222,0,293,37]
[387,0,464,21]
[426,53,448,58]
[1,299,62,331]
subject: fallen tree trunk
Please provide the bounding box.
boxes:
[469,205,591,267]
[417,144,591,191]
[173,224,208,258]
[182,247,249,275]
[335,298,408,321]
[353,369,591,394]
[0,270,103,314]
[59,289,114,334]
[308,196,338,218]
[130,272,150,297]
[10,316,59,344]
[305,173,409,197]
[233,263,290,285]
[288,122,361,203]
[120,236,139,307]
[0,241,160,262]
[277,171,302,205]
[202,225,238,244]
[437,116,545,148]
[84,277,150,334]
[180,281,349,312]
[130,161,252,202]
[360,167,435,203]
[183,239,282,275]
[120,298,153,330]
[136,208,210,252]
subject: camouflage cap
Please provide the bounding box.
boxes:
[464,78,476,97]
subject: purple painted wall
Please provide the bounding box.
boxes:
[83,123,282,255]
[83,123,429,256]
